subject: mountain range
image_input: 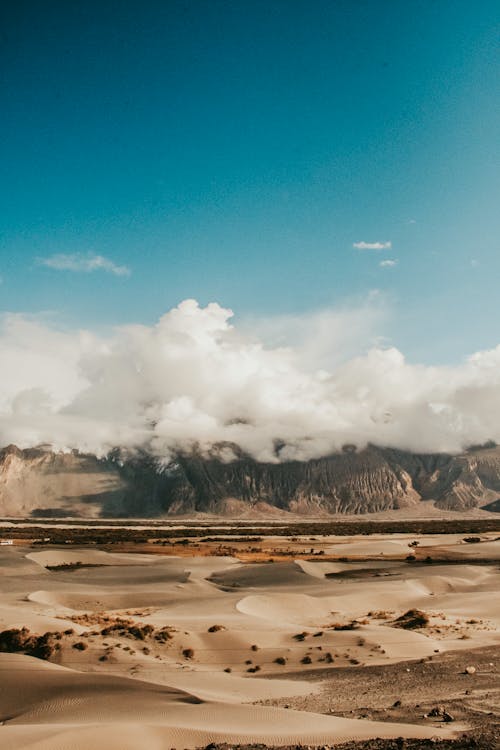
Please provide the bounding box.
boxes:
[1,442,500,518]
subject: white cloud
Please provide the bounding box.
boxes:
[353,241,392,250]
[379,259,398,268]
[1,299,500,460]
[38,253,130,277]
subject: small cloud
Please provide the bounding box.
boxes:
[470,259,479,268]
[353,241,392,250]
[408,219,417,224]
[379,259,398,268]
[38,253,130,277]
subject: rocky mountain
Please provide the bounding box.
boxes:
[0,442,499,518]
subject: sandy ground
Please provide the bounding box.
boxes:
[0,532,499,749]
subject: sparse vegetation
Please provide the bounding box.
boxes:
[6,518,499,548]
[0,627,61,660]
[293,631,309,641]
[46,562,106,571]
[392,609,430,629]
[332,620,360,631]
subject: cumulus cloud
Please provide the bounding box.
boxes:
[379,259,398,268]
[38,253,130,277]
[1,299,499,461]
[353,241,392,250]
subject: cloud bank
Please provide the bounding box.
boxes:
[1,299,499,462]
[38,253,130,276]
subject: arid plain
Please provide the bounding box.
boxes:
[0,525,499,750]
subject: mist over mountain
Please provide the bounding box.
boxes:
[1,442,499,518]
[2,299,500,464]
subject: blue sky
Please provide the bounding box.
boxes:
[1,0,499,364]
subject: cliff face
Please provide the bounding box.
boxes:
[0,443,499,518]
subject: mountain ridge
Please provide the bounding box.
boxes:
[1,442,500,518]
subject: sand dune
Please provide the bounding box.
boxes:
[27,549,161,568]
[209,561,310,589]
[0,654,456,749]
[237,592,333,624]
[1,535,498,748]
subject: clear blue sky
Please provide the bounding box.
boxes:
[1,0,498,363]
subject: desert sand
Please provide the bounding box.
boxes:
[0,531,499,749]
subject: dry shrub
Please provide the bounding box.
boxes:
[293,631,309,641]
[0,627,62,660]
[393,609,430,629]
[332,620,360,631]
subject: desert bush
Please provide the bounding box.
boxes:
[0,627,61,660]
[332,620,360,631]
[293,632,309,641]
[0,628,34,652]
[393,609,430,629]
[128,624,155,640]
[154,627,174,643]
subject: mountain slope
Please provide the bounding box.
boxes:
[0,443,499,518]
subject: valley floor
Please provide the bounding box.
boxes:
[0,528,498,749]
